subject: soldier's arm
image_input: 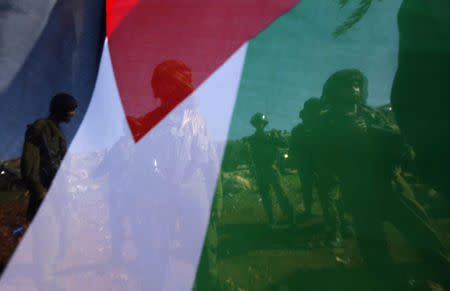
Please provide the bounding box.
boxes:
[21,126,46,196]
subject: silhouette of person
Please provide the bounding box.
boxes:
[127,60,220,290]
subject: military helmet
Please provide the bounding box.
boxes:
[321,69,368,108]
[151,60,194,102]
[49,93,77,115]
[250,113,269,128]
[299,97,321,119]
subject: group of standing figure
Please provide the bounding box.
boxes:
[244,68,450,289]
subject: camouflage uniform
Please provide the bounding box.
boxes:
[21,118,67,221]
[293,122,347,240]
[246,115,294,225]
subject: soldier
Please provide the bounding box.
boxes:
[319,69,450,287]
[290,98,320,218]
[92,122,134,265]
[391,0,450,197]
[127,60,221,290]
[246,113,295,227]
[20,93,77,288]
[290,97,351,247]
[21,92,77,222]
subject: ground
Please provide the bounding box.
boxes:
[1,168,450,290]
[215,171,450,290]
[0,192,28,275]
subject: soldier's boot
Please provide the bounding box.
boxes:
[301,180,313,218]
[272,182,296,226]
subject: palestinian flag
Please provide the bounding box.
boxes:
[2,0,448,290]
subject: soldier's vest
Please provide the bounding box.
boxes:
[248,131,279,169]
[25,121,66,188]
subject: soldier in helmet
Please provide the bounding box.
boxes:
[127,60,221,290]
[21,92,77,222]
[319,69,450,286]
[246,112,295,226]
[20,93,77,287]
[290,97,351,247]
[290,98,321,218]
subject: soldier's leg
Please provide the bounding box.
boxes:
[386,171,450,283]
[56,200,80,260]
[332,178,355,238]
[351,205,412,289]
[271,167,295,224]
[260,185,275,225]
[351,208,399,290]
[343,180,394,268]
[109,193,126,262]
[256,172,275,224]
[298,168,313,216]
[317,175,342,246]
[337,197,355,238]
[132,204,170,290]
[26,193,42,222]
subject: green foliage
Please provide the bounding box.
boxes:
[337,0,351,8]
[333,0,382,37]
[221,139,250,172]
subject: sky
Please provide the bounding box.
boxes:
[1,0,404,156]
[72,0,403,152]
[226,0,403,139]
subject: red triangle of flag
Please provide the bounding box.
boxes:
[107,0,300,141]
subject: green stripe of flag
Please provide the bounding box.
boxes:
[195,0,405,289]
